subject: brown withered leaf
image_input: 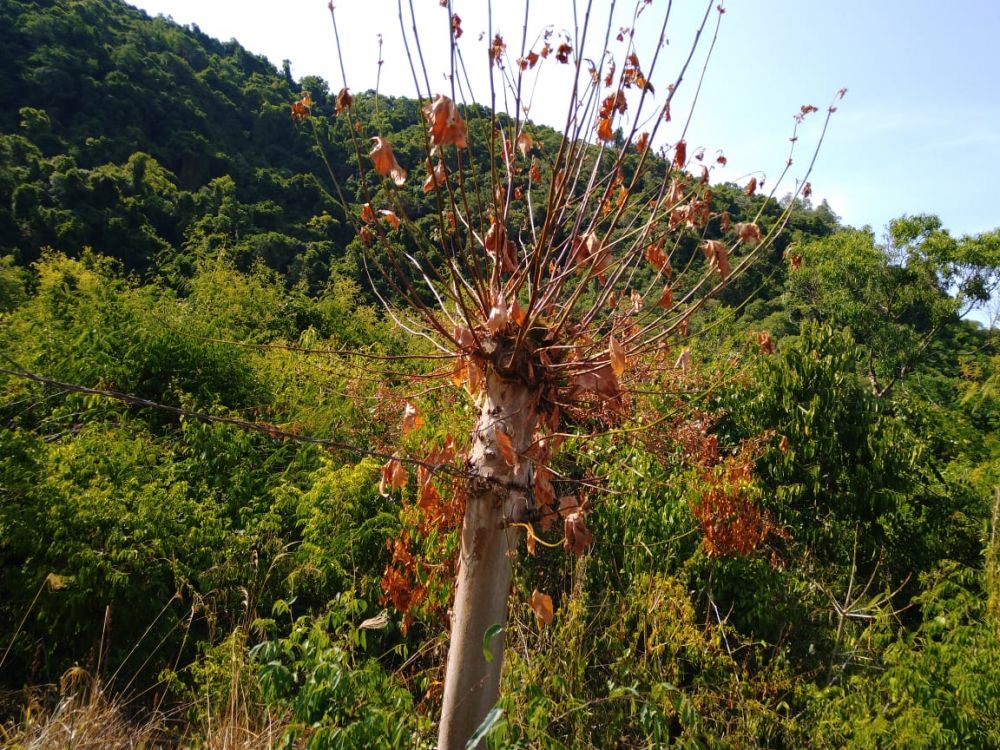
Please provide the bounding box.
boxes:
[369,137,407,185]
[335,87,353,114]
[673,140,687,169]
[379,456,407,496]
[555,42,572,64]
[558,495,580,518]
[534,466,555,508]
[361,202,376,223]
[495,426,517,466]
[516,132,533,158]
[422,160,447,193]
[779,434,790,453]
[564,511,593,556]
[734,222,762,246]
[402,402,424,436]
[529,589,554,625]
[596,117,615,143]
[609,335,627,377]
[645,242,668,272]
[756,330,775,355]
[630,289,643,314]
[451,13,462,39]
[657,284,673,310]
[674,347,691,372]
[701,239,730,281]
[486,294,509,333]
[745,176,757,196]
[572,362,620,400]
[423,94,467,148]
[636,131,650,154]
[379,209,401,229]
[511,298,527,327]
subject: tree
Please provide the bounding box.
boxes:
[303,2,839,746]
[786,216,1000,396]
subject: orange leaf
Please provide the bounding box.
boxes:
[379,209,401,229]
[335,87,353,114]
[516,132,533,158]
[423,94,467,148]
[402,402,424,436]
[511,298,527,327]
[495,426,517,466]
[369,137,407,185]
[745,176,757,196]
[422,160,447,193]
[657,284,673,310]
[673,140,687,169]
[361,202,376,223]
[529,589,554,625]
[609,335,626,377]
[596,117,615,142]
[636,131,650,154]
[379,457,407,496]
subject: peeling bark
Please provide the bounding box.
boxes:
[437,367,537,750]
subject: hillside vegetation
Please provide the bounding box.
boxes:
[1,1,998,748]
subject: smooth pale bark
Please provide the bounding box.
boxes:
[437,369,537,750]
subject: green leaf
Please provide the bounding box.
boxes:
[482,623,503,663]
[466,705,504,749]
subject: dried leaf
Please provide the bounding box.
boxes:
[402,402,424,436]
[734,222,762,246]
[529,589,554,625]
[609,335,627,377]
[511,298,527,327]
[745,176,757,196]
[636,131,650,154]
[369,137,407,185]
[423,94,467,148]
[379,456,407,496]
[486,294,509,333]
[674,347,691,372]
[657,284,673,310]
[495,426,517,466]
[701,239,730,280]
[756,330,775,355]
[596,116,615,142]
[558,495,580,518]
[360,202,376,223]
[335,87,353,114]
[516,132,533,158]
[673,140,687,169]
[564,511,593,556]
[379,209,401,229]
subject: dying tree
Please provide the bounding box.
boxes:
[295,1,841,746]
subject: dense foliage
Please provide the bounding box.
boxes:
[1,1,998,747]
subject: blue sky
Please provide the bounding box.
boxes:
[127,0,1000,241]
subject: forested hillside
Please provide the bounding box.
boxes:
[1,1,998,748]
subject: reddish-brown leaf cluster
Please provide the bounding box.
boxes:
[380,435,463,632]
[290,92,312,122]
[690,452,785,558]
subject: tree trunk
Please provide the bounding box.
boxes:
[437,369,536,750]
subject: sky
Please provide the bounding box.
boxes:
[125,0,1000,241]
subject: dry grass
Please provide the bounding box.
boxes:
[1,667,288,750]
